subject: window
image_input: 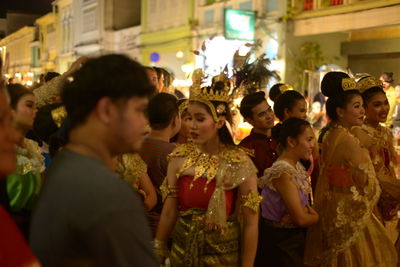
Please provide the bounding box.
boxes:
[82,7,97,33]
[303,0,313,10]
[265,0,278,12]
[239,1,252,10]
[330,0,343,5]
[204,9,215,25]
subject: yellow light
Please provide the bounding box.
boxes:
[181,64,194,74]
[27,72,34,77]
[26,81,33,86]
[15,73,21,78]
[176,51,184,59]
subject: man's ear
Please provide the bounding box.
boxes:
[216,119,225,129]
[95,97,115,124]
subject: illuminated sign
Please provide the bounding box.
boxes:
[224,9,256,41]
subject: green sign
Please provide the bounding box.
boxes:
[224,9,256,41]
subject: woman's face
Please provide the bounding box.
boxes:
[187,102,219,145]
[13,94,37,131]
[178,112,191,140]
[339,95,365,127]
[286,99,308,121]
[365,92,389,124]
[293,126,315,160]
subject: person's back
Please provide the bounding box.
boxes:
[30,149,155,266]
[30,55,158,266]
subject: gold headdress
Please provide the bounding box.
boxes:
[341,78,358,91]
[51,106,67,128]
[178,100,188,115]
[189,69,231,121]
[356,76,383,93]
[279,83,293,93]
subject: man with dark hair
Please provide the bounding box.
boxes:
[30,55,158,266]
[239,91,278,178]
[139,92,180,234]
[44,72,60,83]
[145,66,159,92]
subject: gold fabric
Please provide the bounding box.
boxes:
[170,209,240,267]
[15,138,45,175]
[160,177,179,202]
[361,124,400,214]
[241,191,262,213]
[169,142,258,229]
[304,125,397,266]
[115,153,147,192]
[33,76,65,108]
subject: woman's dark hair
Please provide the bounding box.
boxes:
[153,67,163,82]
[321,72,361,121]
[44,72,60,82]
[62,55,156,129]
[160,68,172,89]
[190,86,234,145]
[279,117,311,149]
[148,93,179,130]
[381,72,394,83]
[33,103,64,144]
[360,79,385,105]
[273,90,305,121]
[269,83,285,102]
[6,83,33,109]
[239,91,266,119]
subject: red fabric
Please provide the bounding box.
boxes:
[178,176,236,216]
[326,165,354,187]
[0,206,39,267]
[383,148,390,168]
[239,130,279,178]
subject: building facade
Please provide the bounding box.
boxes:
[0,26,36,85]
[140,0,196,80]
[286,0,400,87]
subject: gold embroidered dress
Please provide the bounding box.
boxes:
[115,153,147,193]
[163,142,260,266]
[304,125,397,266]
[360,124,400,222]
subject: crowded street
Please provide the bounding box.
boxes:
[1,0,400,266]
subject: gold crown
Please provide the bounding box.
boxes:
[279,84,293,93]
[51,106,67,128]
[342,78,358,91]
[356,76,383,93]
[189,70,231,121]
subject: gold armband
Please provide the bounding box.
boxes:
[153,239,169,262]
[160,178,179,202]
[241,191,262,213]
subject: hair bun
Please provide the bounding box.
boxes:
[321,72,350,98]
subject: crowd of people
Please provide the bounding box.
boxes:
[0,53,400,267]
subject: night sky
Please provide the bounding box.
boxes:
[0,0,53,18]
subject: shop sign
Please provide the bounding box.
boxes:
[224,9,256,41]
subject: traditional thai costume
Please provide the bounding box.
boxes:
[161,142,260,266]
[115,153,147,195]
[7,138,44,238]
[304,125,397,266]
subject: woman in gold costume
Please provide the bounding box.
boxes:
[154,72,260,266]
[352,76,400,262]
[304,72,397,266]
[114,153,157,210]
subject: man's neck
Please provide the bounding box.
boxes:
[252,127,271,137]
[149,129,171,142]
[67,127,114,168]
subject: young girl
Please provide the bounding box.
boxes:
[258,117,318,267]
[304,72,397,266]
[272,90,319,191]
[6,84,44,238]
[154,73,260,266]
